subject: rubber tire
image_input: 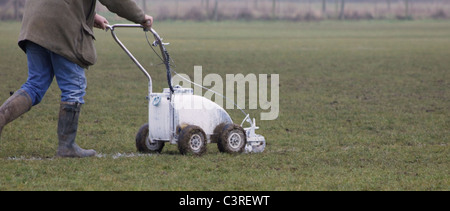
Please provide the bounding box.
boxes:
[178,125,207,156]
[212,123,226,144]
[217,123,247,154]
[136,123,165,153]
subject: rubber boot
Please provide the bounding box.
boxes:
[56,102,96,158]
[0,89,32,139]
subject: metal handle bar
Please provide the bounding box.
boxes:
[106,24,151,82]
[106,24,174,93]
[107,24,164,43]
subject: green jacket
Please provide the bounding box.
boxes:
[18,0,145,68]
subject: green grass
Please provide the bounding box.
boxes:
[0,20,448,190]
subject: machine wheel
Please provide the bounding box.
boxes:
[178,125,207,156]
[136,123,165,153]
[212,123,226,143]
[217,123,247,154]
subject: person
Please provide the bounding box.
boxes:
[0,0,153,158]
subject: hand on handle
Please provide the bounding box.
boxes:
[94,14,109,30]
[142,15,153,31]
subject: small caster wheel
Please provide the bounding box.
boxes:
[136,123,165,153]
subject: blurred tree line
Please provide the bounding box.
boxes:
[0,0,24,20]
[1,0,448,21]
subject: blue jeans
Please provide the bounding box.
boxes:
[21,42,87,106]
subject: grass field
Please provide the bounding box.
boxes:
[0,20,448,191]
